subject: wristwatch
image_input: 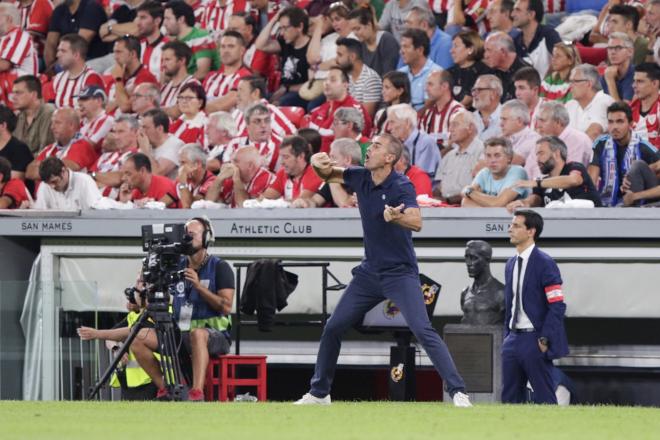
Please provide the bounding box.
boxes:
[177,183,188,191]
[538,337,549,346]
[536,177,543,189]
[462,186,473,198]
[90,171,97,180]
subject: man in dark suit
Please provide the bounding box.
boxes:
[502,209,568,404]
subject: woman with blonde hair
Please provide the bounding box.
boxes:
[540,42,582,103]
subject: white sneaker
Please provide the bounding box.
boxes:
[452,391,473,407]
[293,392,331,405]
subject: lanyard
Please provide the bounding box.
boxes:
[411,132,421,166]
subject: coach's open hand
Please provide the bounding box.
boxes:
[384,204,405,222]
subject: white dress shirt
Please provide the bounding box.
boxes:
[510,243,535,330]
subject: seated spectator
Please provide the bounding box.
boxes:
[206,111,238,173]
[91,0,144,73]
[138,109,184,179]
[33,156,101,210]
[12,75,55,155]
[184,0,206,26]
[159,41,198,119]
[472,74,503,140]
[107,36,158,114]
[263,135,323,205]
[461,137,529,207]
[378,0,427,42]
[78,86,114,152]
[419,70,464,155]
[255,6,311,107]
[332,108,369,161]
[44,0,108,72]
[630,63,660,150]
[621,161,660,206]
[402,5,453,69]
[307,138,361,208]
[447,29,491,110]
[27,107,98,181]
[565,64,616,141]
[203,30,252,113]
[507,136,602,211]
[642,0,660,65]
[511,0,560,79]
[486,0,520,40]
[234,75,296,137]
[169,82,207,145]
[223,102,282,171]
[297,127,323,155]
[347,7,399,77]
[130,83,161,117]
[0,105,34,180]
[535,101,595,167]
[176,143,216,208]
[601,32,636,102]
[228,12,276,82]
[0,4,38,106]
[251,0,282,32]
[483,31,529,102]
[0,157,31,208]
[540,42,580,103]
[435,109,484,204]
[500,99,540,179]
[206,145,275,207]
[589,102,660,206]
[50,34,105,109]
[398,28,442,111]
[307,67,372,150]
[14,0,53,62]
[336,37,382,117]
[201,0,249,40]
[119,152,179,207]
[605,4,649,65]
[394,147,433,197]
[512,67,543,125]
[387,103,440,179]
[163,1,219,81]
[136,2,169,82]
[373,71,411,136]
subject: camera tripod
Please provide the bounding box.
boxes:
[88,296,189,401]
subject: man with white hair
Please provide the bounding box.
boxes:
[435,110,484,204]
[419,70,464,154]
[500,99,541,179]
[535,101,594,167]
[387,103,440,179]
[601,32,635,102]
[0,3,38,105]
[206,111,238,173]
[332,107,369,161]
[483,31,529,102]
[234,75,295,137]
[131,83,161,117]
[138,109,184,179]
[176,143,216,208]
[472,74,504,141]
[565,64,615,141]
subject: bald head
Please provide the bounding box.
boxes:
[51,107,80,145]
[233,145,262,181]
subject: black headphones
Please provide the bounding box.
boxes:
[189,216,214,248]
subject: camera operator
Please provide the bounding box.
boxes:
[130,216,235,401]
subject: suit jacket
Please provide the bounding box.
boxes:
[504,246,569,360]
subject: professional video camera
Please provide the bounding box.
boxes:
[140,223,194,293]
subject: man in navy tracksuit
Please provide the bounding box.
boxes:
[503,209,569,404]
[294,133,471,407]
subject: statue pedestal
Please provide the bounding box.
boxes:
[442,324,503,403]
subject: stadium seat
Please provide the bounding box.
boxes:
[279,106,306,128]
[204,354,267,402]
[576,44,607,67]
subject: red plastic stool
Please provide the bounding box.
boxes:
[205,355,267,401]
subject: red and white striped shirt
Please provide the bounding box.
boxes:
[191,0,208,26]
[80,111,114,150]
[169,111,208,145]
[419,99,464,136]
[36,134,99,171]
[243,43,275,79]
[160,75,199,108]
[0,26,38,76]
[233,99,296,137]
[90,147,137,198]
[428,0,450,13]
[106,65,158,103]
[631,96,660,150]
[14,0,53,55]
[203,65,252,100]
[140,34,169,82]
[52,65,105,109]
[201,0,249,39]
[221,166,274,207]
[224,132,282,171]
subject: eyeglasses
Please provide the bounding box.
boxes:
[177,95,198,102]
[568,79,589,84]
[134,94,150,99]
[471,87,493,95]
[607,45,629,52]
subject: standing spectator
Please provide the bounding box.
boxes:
[601,32,635,102]
[511,0,561,79]
[234,75,296,137]
[11,75,54,155]
[419,70,464,154]
[255,6,311,107]
[130,83,161,117]
[394,147,433,196]
[565,64,615,141]
[169,83,207,145]
[630,63,660,150]
[0,157,30,208]
[119,152,179,207]
[348,7,399,77]
[78,86,114,152]
[201,0,249,40]
[159,41,198,118]
[397,28,441,111]
[0,3,38,106]
[136,2,169,82]
[203,30,252,113]
[138,109,184,179]
[448,30,491,109]
[402,5,453,69]
[335,37,382,118]
[378,0,428,43]
[0,105,33,180]
[387,103,440,179]
[228,12,276,81]
[540,42,580,103]
[176,143,216,208]
[373,71,410,136]
[33,156,101,209]
[14,0,53,60]
[44,0,108,72]
[50,34,105,109]
[483,31,529,102]
[512,67,543,126]
[163,1,219,81]
[535,101,594,167]
[500,99,541,179]
[223,102,281,171]
[472,74,503,140]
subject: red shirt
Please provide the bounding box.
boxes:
[51,65,105,108]
[308,94,373,138]
[131,174,179,208]
[269,165,323,201]
[1,178,30,208]
[140,34,169,82]
[243,44,276,80]
[106,65,159,102]
[221,166,275,207]
[15,0,53,55]
[185,170,216,198]
[203,65,252,99]
[419,99,463,136]
[169,112,207,145]
[201,0,249,38]
[37,136,99,171]
[630,96,660,150]
[405,165,432,197]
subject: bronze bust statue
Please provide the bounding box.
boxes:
[460,240,505,325]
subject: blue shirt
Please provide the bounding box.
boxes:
[397,28,454,70]
[404,128,440,179]
[600,63,635,101]
[398,58,442,110]
[473,165,529,198]
[344,167,419,272]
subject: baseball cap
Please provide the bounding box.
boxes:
[77,85,107,102]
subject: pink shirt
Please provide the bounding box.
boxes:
[510,126,541,180]
[559,126,593,167]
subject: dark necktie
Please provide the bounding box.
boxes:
[512,256,523,329]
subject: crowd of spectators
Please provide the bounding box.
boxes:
[1,0,660,211]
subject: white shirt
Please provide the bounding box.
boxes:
[565,91,615,133]
[510,243,535,330]
[474,104,502,141]
[154,135,184,179]
[33,170,102,210]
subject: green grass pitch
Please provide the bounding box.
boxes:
[1,401,659,440]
